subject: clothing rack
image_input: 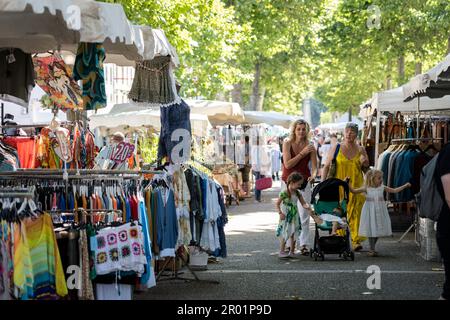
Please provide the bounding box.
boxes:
[14,169,163,175]
[0,191,34,198]
[0,169,164,180]
[0,122,73,129]
[390,137,443,143]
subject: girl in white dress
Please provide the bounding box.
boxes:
[349,169,411,257]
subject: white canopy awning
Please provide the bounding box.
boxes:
[361,86,450,115]
[0,0,179,66]
[318,119,363,132]
[89,103,212,137]
[187,100,245,126]
[403,54,450,101]
[242,111,298,129]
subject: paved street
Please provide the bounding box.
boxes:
[136,181,445,300]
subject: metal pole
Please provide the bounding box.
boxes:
[1,102,4,135]
[374,107,381,167]
[417,96,420,138]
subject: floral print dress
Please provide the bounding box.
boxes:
[276,191,301,242]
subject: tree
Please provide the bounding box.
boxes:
[227,0,327,112]
[313,0,450,113]
[100,0,250,100]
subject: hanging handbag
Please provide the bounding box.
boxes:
[326,144,340,179]
[255,177,272,191]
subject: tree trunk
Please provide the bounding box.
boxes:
[386,60,392,89]
[231,83,243,107]
[447,36,450,55]
[256,87,266,111]
[397,55,405,85]
[415,62,422,75]
[250,62,262,111]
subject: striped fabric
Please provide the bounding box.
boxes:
[14,214,68,300]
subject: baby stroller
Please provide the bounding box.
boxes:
[310,178,354,261]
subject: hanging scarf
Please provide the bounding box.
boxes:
[33,54,83,111]
[73,43,106,111]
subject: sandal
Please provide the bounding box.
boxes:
[368,250,378,257]
[300,247,310,256]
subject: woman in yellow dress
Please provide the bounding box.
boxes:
[322,123,369,251]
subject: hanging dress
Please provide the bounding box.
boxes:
[334,147,367,248]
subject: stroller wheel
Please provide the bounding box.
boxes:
[320,254,325,261]
[350,252,355,261]
[313,252,318,261]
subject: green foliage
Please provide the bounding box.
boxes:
[314,0,450,112]
[99,0,450,117]
[100,0,250,99]
[139,132,158,164]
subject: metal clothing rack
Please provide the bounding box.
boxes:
[0,191,34,198]
[0,122,72,129]
[390,137,443,143]
[0,169,164,180]
[156,249,219,285]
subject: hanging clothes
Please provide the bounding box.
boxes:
[33,54,83,111]
[128,55,180,107]
[173,168,192,247]
[0,48,35,107]
[73,43,107,111]
[2,137,37,169]
[155,186,178,257]
[14,214,68,300]
[157,99,192,161]
[0,140,20,171]
[93,222,147,276]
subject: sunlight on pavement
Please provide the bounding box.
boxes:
[225,211,278,235]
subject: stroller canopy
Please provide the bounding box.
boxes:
[311,178,349,204]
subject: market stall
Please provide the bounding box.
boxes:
[362,86,450,164]
[400,54,450,262]
[0,0,226,301]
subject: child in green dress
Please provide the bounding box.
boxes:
[276,172,314,258]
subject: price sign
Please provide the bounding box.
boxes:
[110,142,135,164]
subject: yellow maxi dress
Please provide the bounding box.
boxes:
[335,148,367,248]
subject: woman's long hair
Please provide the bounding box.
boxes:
[289,119,311,143]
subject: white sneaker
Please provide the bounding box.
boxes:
[279,251,290,259]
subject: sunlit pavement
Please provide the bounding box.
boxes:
[136,180,445,300]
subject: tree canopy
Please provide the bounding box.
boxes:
[100,0,450,115]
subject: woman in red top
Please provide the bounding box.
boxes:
[281,119,317,255]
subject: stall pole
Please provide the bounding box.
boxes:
[416,96,421,138]
[1,102,4,134]
[374,107,381,167]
